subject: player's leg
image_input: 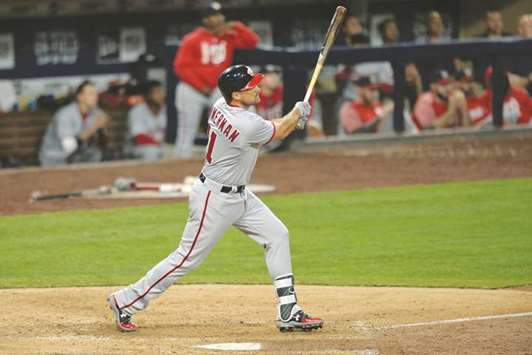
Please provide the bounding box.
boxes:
[174,82,209,158]
[109,183,243,330]
[233,190,323,332]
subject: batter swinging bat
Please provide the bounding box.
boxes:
[296,5,347,129]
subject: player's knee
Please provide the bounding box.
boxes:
[272,225,290,247]
[278,224,289,240]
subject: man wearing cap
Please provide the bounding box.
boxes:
[172,2,259,158]
[412,70,472,130]
[339,76,394,134]
[107,65,324,333]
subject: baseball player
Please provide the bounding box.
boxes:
[412,70,472,130]
[108,65,323,333]
[339,76,393,134]
[39,81,108,166]
[127,80,167,161]
[173,2,259,158]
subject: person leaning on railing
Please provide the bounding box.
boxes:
[412,70,472,131]
[474,67,531,128]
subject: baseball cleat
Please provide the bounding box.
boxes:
[107,294,138,332]
[276,310,323,332]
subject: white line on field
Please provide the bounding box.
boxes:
[377,311,532,330]
[195,343,261,351]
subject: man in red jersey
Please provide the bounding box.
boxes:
[339,76,393,134]
[453,69,491,127]
[412,70,472,130]
[475,67,531,127]
[173,2,259,158]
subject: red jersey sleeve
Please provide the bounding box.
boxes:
[510,87,532,124]
[229,21,259,49]
[173,34,209,91]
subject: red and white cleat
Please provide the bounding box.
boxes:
[107,295,138,332]
[276,310,324,332]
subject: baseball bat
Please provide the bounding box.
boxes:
[297,5,347,129]
[30,186,111,201]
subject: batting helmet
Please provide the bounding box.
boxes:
[218,65,264,103]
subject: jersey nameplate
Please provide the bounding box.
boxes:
[210,108,241,143]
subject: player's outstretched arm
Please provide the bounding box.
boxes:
[270,102,311,140]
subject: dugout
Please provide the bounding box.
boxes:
[0,0,531,165]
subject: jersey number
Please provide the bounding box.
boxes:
[205,131,217,163]
[200,42,227,65]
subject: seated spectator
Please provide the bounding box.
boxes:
[336,15,370,47]
[477,8,513,39]
[416,11,450,44]
[415,11,457,89]
[39,81,109,166]
[474,67,531,127]
[412,70,472,130]
[339,76,393,134]
[128,80,167,161]
[507,14,532,95]
[473,8,515,82]
[454,69,491,126]
[517,13,532,38]
[377,17,400,45]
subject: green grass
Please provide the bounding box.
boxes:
[1,178,532,289]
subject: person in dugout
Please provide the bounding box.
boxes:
[39,81,109,166]
[339,76,394,134]
[473,67,531,128]
[412,70,472,130]
[127,80,167,161]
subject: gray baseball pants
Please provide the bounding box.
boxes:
[113,175,293,315]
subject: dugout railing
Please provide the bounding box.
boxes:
[164,38,532,144]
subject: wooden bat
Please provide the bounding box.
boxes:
[30,186,111,201]
[297,5,347,129]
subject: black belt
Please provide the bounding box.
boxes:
[199,173,245,193]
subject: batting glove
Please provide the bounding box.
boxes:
[295,101,311,130]
[295,101,311,117]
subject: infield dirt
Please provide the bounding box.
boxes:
[1,133,532,354]
[1,285,531,354]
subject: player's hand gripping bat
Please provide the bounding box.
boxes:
[296,5,347,129]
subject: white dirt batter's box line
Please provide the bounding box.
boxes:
[378,311,532,330]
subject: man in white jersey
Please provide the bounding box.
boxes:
[107,64,323,333]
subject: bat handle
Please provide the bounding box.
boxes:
[295,112,308,130]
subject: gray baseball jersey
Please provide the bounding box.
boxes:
[202,97,275,186]
[113,98,297,322]
[128,102,167,143]
[39,102,103,165]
